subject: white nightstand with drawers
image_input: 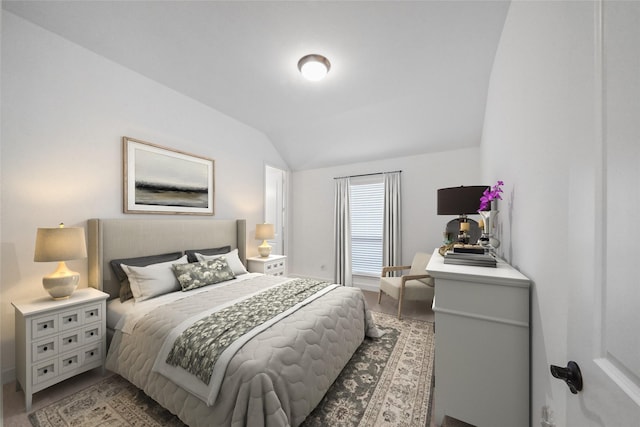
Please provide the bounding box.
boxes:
[247,255,287,276]
[12,287,109,411]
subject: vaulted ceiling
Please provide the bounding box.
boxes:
[3,1,510,171]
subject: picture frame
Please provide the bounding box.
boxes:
[123,137,215,215]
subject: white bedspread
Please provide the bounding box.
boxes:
[106,274,379,427]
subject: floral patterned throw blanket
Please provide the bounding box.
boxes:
[166,278,333,384]
[151,275,342,406]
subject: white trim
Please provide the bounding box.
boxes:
[594,358,640,407]
[432,306,529,328]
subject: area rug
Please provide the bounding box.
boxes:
[29,311,434,427]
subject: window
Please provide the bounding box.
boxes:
[350,177,384,276]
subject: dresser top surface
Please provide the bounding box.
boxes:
[426,248,530,287]
[12,287,109,315]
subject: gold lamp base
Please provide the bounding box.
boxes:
[42,262,79,299]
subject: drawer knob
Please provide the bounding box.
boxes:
[90,332,94,336]
[68,360,72,365]
[43,324,48,329]
[43,369,48,374]
[43,346,48,351]
[90,351,94,356]
[68,338,72,343]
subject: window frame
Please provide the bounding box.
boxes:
[349,175,385,277]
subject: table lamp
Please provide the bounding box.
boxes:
[34,223,87,299]
[437,185,488,244]
[255,223,275,257]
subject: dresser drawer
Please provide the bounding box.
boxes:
[247,256,287,276]
[59,308,82,331]
[82,304,102,324]
[82,345,102,365]
[60,351,82,374]
[83,324,102,344]
[59,329,83,353]
[32,337,58,363]
[32,359,59,385]
[31,315,58,339]
[264,260,285,275]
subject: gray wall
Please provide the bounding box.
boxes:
[0,12,288,381]
[481,2,599,425]
[289,148,481,288]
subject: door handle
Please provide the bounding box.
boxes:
[550,361,583,394]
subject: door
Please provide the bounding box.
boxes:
[565,2,640,425]
[264,165,286,255]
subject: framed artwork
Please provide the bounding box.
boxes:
[123,137,215,215]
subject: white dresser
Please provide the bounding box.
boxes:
[247,255,287,276]
[12,287,109,410]
[426,249,530,427]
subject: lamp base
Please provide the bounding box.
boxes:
[258,241,272,258]
[42,262,80,299]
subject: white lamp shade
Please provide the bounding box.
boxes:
[255,223,275,240]
[34,226,87,262]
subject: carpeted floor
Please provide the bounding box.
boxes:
[3,291,436,427]
[27,311,434,427]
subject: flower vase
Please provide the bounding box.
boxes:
[478,210,492,250]
[489,200,501,250]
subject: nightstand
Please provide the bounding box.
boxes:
[247,254,287,276]
[12,287,109,411]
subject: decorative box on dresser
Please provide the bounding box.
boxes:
[247,254,287,276]
[12,287,109,411]
[426,248,530,427]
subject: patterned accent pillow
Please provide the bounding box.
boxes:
[172,258,236,291]
[195,248,248,276]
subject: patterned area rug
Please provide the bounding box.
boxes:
[29,311,434,427]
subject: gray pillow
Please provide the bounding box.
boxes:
[172,258,235,292]
[110,252,183,302]
[121,255,188,302]
[184,246,231,263]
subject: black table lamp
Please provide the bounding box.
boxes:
[437,185,488,244]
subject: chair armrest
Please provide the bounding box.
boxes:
[401,274,433,286]
[381,265,411,276]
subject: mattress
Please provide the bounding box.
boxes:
[106,298,130,330]
[106,274,378,427]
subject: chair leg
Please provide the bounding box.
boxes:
[378,289,382,304]
[397,284,405,320]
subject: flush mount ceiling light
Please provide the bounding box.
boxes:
[297,54,331,81]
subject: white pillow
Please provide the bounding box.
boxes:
[195,248,248,276]
[121,255,188,302]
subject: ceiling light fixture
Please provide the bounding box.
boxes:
[297,54,331,81]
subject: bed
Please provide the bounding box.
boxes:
[87,218,378,427]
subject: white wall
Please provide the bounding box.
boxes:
[0,12,288,382]
[481,2,598,426]
[289,148,481,286]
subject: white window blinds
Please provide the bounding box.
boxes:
[350,178,384,276]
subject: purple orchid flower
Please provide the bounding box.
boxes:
[478,180,504,211]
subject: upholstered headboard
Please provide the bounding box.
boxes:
[87,218,247,300]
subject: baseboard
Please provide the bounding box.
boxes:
[354,282,379,293]
[287,273,379,293]
[3,367,16,385]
